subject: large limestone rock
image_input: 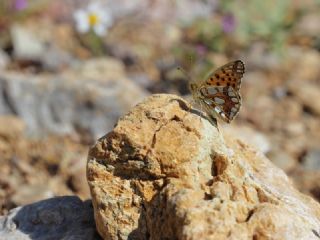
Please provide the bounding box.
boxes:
[87,94,320,240]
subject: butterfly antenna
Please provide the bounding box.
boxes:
[177,54,195,82]
[177,66,192,82]
[188,54,194,66]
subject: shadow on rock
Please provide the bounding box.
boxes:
[0,196,101,240]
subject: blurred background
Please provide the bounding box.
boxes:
[0,0,320,215]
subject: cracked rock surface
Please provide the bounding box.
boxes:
[87,94,320,240]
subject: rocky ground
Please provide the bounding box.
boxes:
[0,0,319,238]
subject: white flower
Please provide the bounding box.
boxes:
[73,3,113,36]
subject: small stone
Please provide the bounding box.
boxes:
[288,80,320,116]
[241,95,275,131]
[0,116,25,139]
[283,121,305,137]
[246,42,281,70]
[302,149,320,171]
[267,150,297,172]
[290,169,320,202]
[42,44,73,71]
[11,184,54,206]
[11,24,46,61]
[285,47,320,81]
[296,13,320,38]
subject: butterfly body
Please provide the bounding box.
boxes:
[189,60,245,123]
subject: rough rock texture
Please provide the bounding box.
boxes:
[87,94,320,240]
[0,196,101,240]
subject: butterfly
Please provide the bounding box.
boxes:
[189,60,245,124]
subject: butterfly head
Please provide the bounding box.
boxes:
[189,82,198,92]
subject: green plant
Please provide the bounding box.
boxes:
[225,0,294,52]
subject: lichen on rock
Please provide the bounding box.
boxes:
[87,94,320,240]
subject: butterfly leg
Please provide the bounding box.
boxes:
[198,102,205,124]
[189,98,196,108]
[177,98,195,123]
[201,101,218,128]
[187,98,197,115]
[208,115,218,128]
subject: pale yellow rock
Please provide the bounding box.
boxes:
[87,94,320,240]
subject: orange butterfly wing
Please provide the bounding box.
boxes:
[199,60,245,123]
[204,60,245,91]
